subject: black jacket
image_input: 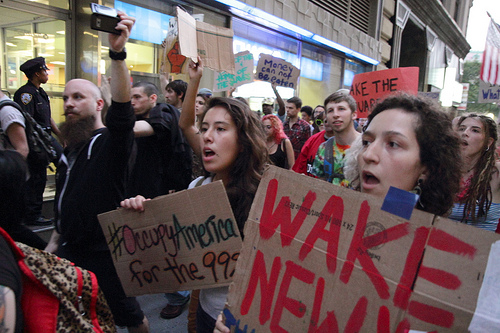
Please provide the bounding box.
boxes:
[55,101,135,251]
[126,103,192,198]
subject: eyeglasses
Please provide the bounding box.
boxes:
[315,118,324,126]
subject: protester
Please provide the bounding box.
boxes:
[310,90,360,185]
[345,93,461,216]
[214,93,462,333]
[122,57,268,333]
[0,66,29,158]
[44,13,150,332]
[128,80,192,198]
[292,113,333,177]
[262,114,294,169]
[196,88,212,125]
[165,79,187,110]
[0,150,26,333]
[312,105,325,134]
[448,114,500,231]
[283,96,311,160]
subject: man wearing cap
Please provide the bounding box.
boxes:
[14,57,62,226]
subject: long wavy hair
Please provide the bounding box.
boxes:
[457,114,498,221]
[365,93,461,216]
[262,114,287,144]
[201,97,269,234]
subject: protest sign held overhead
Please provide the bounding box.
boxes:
[162,7,236,74]
[350,67,419,118]
[98,181,242,297]
[213,51,254,92]
[255,54,300,88]
[224,166,500,332]
[478,80,500,103]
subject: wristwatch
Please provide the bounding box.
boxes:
[109,48,126,60]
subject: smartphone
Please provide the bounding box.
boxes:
[90,3,121,35]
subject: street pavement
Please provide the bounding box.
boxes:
[117,293,189,333]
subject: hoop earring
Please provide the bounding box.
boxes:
[486,146,490,152]
[412,179,423,196]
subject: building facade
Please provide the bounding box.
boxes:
[0,0,471,121]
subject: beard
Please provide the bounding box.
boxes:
[60,115,96,150]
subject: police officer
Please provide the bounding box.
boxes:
[14,57,62,226]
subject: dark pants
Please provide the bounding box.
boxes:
[196,303,216,333]
[24,135,62,223]
[25,162,47,222]
[57,245,145,327]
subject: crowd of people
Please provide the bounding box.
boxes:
[1,11,500,333]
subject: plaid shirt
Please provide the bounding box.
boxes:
[284,118,311,160]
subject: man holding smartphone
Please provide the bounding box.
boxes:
[45,11,150,333]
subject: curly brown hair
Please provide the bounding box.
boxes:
[366,93,461,216]
[456,114,498,221]
[201,97,269,234]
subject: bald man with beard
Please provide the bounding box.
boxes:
[45,13,150,333]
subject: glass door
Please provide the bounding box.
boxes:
[1,6,67,124]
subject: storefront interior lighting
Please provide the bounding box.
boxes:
[214,0,379,66]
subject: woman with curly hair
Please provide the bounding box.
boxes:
[262,114,294,169]
[344,93,461,216]
[448,114,500,231]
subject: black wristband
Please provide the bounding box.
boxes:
[109,48,126,60]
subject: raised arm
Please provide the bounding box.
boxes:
[272,83,285,117]
[179,58,203,157]
[109,12,135,103]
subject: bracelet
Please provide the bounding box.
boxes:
[109,48,126,60]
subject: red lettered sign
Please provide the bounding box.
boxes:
[224,166,500,332]
[350,67,419,118]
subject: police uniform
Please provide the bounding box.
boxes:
[14,57,60,226]
[14,57,52,132]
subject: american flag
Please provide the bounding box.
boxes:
[480,19,500,85]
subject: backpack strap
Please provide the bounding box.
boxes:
[323,136,336,182]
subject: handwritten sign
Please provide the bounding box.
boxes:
[224,166,500,332]
[350,67,419,118]
[213,51,254,92]
[478,80,500,103]
[98,181,242,297]
[255,54,300,88]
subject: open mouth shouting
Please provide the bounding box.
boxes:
[361,171,380,191]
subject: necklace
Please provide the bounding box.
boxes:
[267,142,277,150]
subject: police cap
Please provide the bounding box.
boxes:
[20,57,49,76]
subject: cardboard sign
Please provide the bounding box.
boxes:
[255,54,300,88]
[478,80,500,103]
[175,7,236,74]
[350,67,419,118]
[224,166,500,332]
[98,181,242,297]
[213,51,254,92]
[161,17,188,74]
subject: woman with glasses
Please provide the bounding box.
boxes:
[262,114,294,169]
[312,105,325,134]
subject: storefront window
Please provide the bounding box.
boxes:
[3,18,66,125]
[300,42,343,108]
[29,0,69,10]
[232,17,299,112]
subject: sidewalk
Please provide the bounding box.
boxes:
[117,293,189,333]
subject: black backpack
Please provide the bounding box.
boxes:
[0,99,57,166]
